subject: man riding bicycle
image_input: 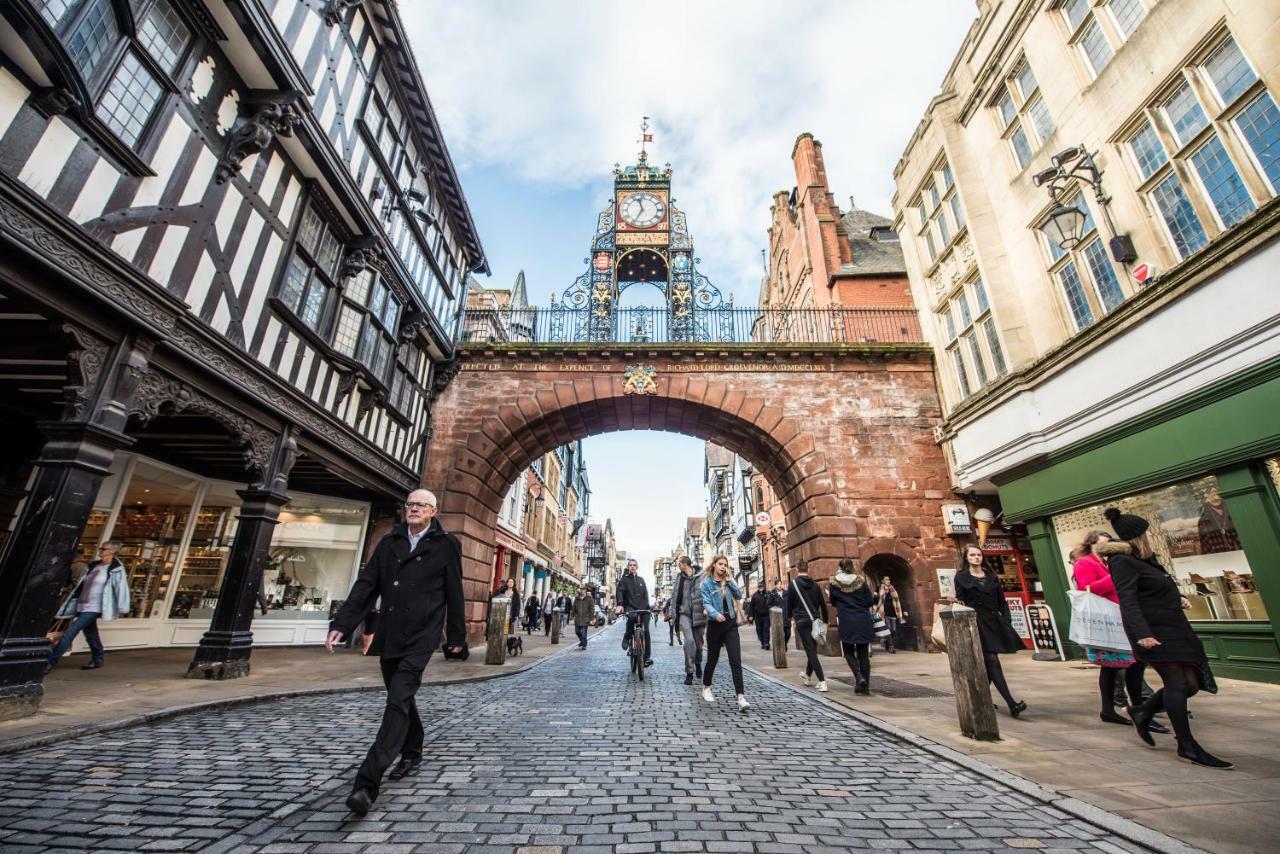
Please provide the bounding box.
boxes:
[614,559,653,667]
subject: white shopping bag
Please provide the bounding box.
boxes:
[1067,590,1131,652]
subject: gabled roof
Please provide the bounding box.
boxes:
[837,208,906,277]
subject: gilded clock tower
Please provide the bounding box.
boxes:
[554,123,725,342]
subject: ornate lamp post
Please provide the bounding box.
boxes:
[1032,146,1137,264]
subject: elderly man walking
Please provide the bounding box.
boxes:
[326,488,465,816]
[670,556,706,685]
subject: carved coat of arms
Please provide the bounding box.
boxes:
[623,364,658,395]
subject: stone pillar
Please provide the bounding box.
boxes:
[187,428,296,680]
[486,598,509,665]
[941,605,1000,741]
[769,606,787,669]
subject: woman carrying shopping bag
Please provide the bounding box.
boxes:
[784,559,828,692]
[1072,531,1165,729]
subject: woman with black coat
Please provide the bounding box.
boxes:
[954,545,1027,717]
[828,558,878,694]
[784,559,829,692]
[524,594,540,636]
[1098,507,1231,769]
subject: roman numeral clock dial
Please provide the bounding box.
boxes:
[618,191,667,228]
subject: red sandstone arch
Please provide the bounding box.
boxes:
[425,347,954,643]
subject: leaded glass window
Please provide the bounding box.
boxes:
[66,0,118,80]
[1082,238,1125,312]
[1107,0,1146,39]
[277,201,342,333]
[1236,93,1280,193]
[1128,121,1168,180]
[1203,37,1257,107]
[138,0,191,74]
[96,52,161,146]
[1057,262,1095,330]
[1151,173,1208,258]
[1164,83,1209,146]
[1189,134,1256,227]
[1079,19,1114,76]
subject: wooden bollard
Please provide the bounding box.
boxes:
[485,598,509,665]
[550,607,561,644]
[770,606,787,669]
[940,605,1000,741]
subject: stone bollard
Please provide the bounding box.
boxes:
[551,607,561,644]
[770,606,788,669]
[486,598,509,665]
[940,605,1000,741]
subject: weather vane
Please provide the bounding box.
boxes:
[637,116,653,165]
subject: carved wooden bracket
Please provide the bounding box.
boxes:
[323,0,365,26]
[31,87,81,119]
[428,358,461,405]
[61,323,111,420]
[215,91,304,185]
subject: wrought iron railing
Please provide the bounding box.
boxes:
[459,306,924,345]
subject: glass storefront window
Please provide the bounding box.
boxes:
[170,480,241,619]
[261,500,367,620]
[110,462,201,619]
[1052,473,1266,621]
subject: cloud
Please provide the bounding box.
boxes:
[402,1,976,301]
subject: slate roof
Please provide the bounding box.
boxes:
[837,208,907,277]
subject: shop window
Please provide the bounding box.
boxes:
[259,500,367,619]
[168,481,240,618]
[1052,474,1267,622]
[107,461,201,620]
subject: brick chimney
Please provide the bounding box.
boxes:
[790,133,851,300]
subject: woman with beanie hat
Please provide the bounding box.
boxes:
[954,544,1028,717]
[828,558,878,694]
[1098,507,1231,769]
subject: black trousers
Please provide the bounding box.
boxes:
[796,622,825,681]
[354,650,431,798]
[704,619,745,694]
[842,641,870,686]
[754,614,770,647]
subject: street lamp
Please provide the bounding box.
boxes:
[1032,145,1137,264]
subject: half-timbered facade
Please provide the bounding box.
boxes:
[0,0,486,718]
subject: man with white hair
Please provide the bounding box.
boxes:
[326,487,465,816]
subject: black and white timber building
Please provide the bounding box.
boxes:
[0,0,487,719]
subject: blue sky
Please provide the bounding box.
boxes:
[405,2,978,573]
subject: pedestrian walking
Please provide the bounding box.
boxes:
[784,559,828,692]
[1073,531,1167,729]
[1099,507,1232,769]
[542,591,555,636]
[749,585,771,649]
[524,593,539,636]
[556,590,571,631]
[47,542,130,671]
[325,488,466,816]
[879,577,905,653]
[666,599,678,645]
[701,555,750,712]
[829,558,878,695]
[770,580,792,648]
[670,557,706,685]
[571,586,594,649]
[954,544,1028,717]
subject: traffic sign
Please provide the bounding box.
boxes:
[755,512,771,526]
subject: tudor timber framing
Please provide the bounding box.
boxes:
[0,171,417,497]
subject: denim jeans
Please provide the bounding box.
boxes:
[49,611,104,666]
[575,625,588,647]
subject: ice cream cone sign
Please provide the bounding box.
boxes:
[973,508,996,547]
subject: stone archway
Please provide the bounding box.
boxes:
[426,345,955,643]
[861,546,932,652]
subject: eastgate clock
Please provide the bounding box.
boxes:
[618,191,667,228]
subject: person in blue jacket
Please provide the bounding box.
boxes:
[700,554,750,713]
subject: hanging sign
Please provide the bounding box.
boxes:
[1027,601,1065,661]
[755,512,771,526]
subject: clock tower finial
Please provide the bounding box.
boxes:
[637,116,652,166]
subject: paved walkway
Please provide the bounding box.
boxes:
[0,621,596,751]
[0,622,1193,853]
[736,632,1280,854]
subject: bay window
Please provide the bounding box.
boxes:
[333,269,401,383]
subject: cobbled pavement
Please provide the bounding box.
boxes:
[0,623,1167,853]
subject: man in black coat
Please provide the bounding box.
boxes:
[750,586,772,649]
[325,488,465,816]
[614,559,652,666]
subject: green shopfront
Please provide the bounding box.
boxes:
[996,363,1280,683]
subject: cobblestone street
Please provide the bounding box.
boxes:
[0,625,1186,853]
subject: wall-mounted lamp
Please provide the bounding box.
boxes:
[1032,145,1137,264]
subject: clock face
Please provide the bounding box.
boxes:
[619,192,667,228]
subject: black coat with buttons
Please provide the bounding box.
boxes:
[330,518,465,659]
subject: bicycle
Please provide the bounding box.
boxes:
[626,609,652,682]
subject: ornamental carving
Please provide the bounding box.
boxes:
[0,192,418,491]
[926,232,976,304]
[61,324,111,420]
[215,95,304,185]
[428,358,461,404]
[323,0,364,26]
[623,364,658,396]
[31,87,80,118]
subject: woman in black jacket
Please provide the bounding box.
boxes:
[1099,508,1231,769]
[954,545,1027,717]
[784,559,829,692]
[524,594,540,636]
[828,558,878,694]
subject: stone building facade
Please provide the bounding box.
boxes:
[892,0,1280,680]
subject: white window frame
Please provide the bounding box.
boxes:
[912,157,967,268]
[990,58,1055,171]
[937,276,1006,401]
[1037,193,1128,331]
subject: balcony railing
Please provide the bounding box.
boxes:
[460,306,923,346]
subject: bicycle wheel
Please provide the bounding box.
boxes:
[635,644,645,681]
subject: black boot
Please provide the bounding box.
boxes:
[695,660,702,679]
[346,788,374,816]
[1128,704,1156,747]
[1177,739,1233,769]
[1100,709,1131,726]
[1009,700,1028,718]
[684,673,694,685]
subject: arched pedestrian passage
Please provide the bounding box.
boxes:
[426,344,955,642]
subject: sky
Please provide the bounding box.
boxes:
[401,2,978,579]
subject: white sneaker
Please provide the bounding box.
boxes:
[800,673,813,687]
[816,681,829,693]
[701,687,715,703]
[737,694,751,712]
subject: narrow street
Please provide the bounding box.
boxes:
[0,623,1177,853]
